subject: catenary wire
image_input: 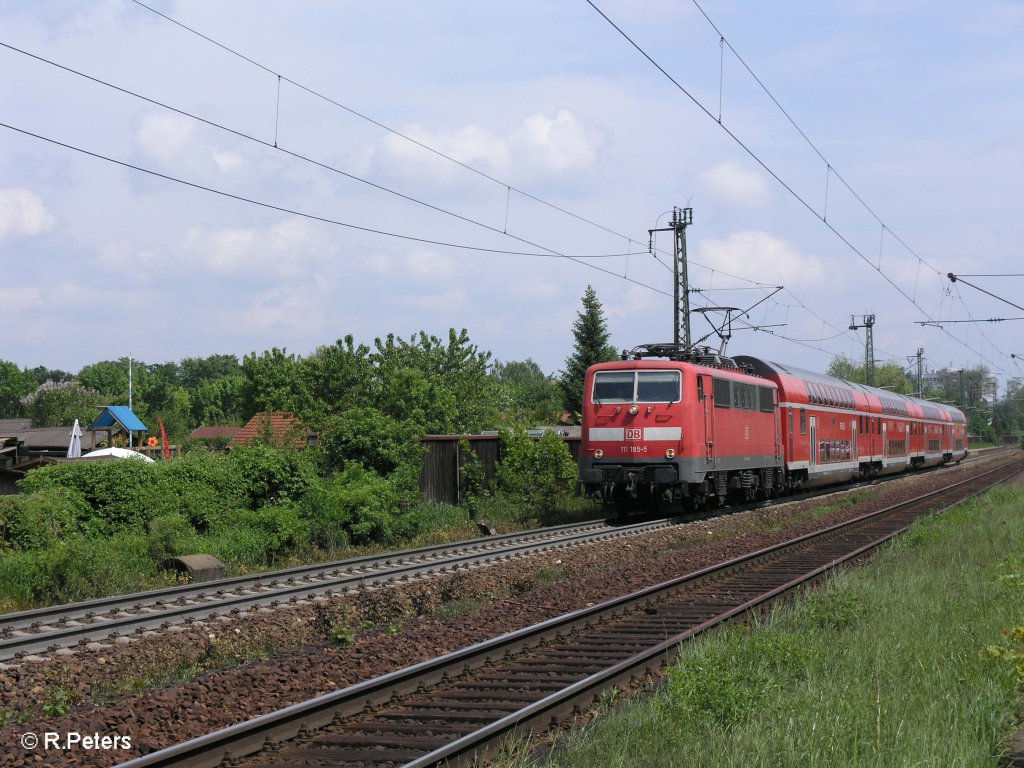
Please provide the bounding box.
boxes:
[585,0,1012,375]
[0,122,659,275]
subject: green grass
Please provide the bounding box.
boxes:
[508,485,1024,768]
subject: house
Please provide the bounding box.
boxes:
[229,412,316,449]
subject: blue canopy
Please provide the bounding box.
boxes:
[89,406,148,433]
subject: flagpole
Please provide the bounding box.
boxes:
[128,353,133,449]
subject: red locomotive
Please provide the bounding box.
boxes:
[578,344,968,513]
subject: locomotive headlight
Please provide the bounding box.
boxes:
[665,449,676,459]
[628,404,639,415]
[594,449,604,459]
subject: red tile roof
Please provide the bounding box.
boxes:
[229,412,311,449]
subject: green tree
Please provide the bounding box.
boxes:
[297,336,372,423]
[192,374,247,425]
[241,348,305,418]
[21,380,103,428]
[0,360,37,418]
[78,358,136,402]
[370,329,498,434]
[560,285,617,419]
[493,359,563,425]
[27,366,72,385]
[825,355,862,383]
[178,354,242,390]
[825,356,912,394]
[993,378,1024,439]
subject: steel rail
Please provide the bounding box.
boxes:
[3,448,1008,661]
[0,517,669,660]
[112,458,1023,768]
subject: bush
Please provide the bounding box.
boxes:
[146,513,200,563]
[318,409,425,492]
[160,451,247,530]
[496,428,577,514]
[300,464,408,547]
[229,504,310,563]
[18,460,165,536]
[228,445,322,509]
[0,488,90,551]
[0,535,168,605]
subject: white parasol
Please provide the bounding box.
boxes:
[67,419,82,459]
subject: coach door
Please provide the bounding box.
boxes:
[809,416,817,470]
[851,420,858,462]
[882,422,888,465]
[702,374,716,465]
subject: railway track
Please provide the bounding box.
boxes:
[0,518,672,661]
[2,447,1010,663]
[115,456,1024,768]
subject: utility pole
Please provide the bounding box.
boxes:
[649,207,694,347]
[906,347,924,397]
[849,314,876,386]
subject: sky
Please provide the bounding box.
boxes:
[2,0,1022,392]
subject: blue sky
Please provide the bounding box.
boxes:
[2,1,1022,391]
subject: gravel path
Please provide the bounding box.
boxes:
[0,454,1015,767]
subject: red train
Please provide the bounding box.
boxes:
[577,344,968,513]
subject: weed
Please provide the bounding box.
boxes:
[985,626,1024,682]
[433,597,485,621]
[535,567,567,587]
[328,623,357,647]
[41,686,77,718]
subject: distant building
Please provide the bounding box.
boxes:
[229,412,316,449]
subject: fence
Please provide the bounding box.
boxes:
[419,434,581,505]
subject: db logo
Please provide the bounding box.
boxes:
[625,428,642,440]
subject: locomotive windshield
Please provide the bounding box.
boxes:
[593,370,681,403]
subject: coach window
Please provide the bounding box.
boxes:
[637,371,681,402]
[800,408,806,434]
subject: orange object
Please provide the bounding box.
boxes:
[147,436,158,447]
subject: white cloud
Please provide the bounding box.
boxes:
[212,151,247,173]
[95,242,161,274]
[136,113,196,161]
[0,188,55,241]
[181,218,337,279]
[377,108,604,180]
[510,109,603,173]
[406,248,456,280]
[699,161,770,207]
[696,231,825,289]
[0,285,44,312]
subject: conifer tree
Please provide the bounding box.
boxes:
[560,285,618,419]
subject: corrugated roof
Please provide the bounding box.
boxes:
[89,406,148,432]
